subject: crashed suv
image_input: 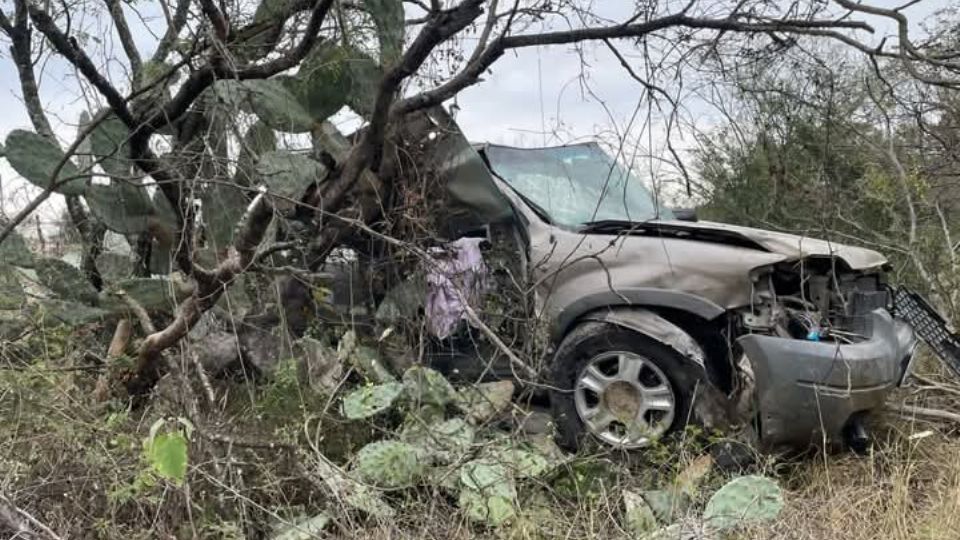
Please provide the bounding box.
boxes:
[400,109,918,453]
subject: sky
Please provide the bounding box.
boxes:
[0,0,948,225]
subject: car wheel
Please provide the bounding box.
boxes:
[550,322,704,450]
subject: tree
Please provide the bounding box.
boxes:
[0,0,957,398]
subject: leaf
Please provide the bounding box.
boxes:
[4,130,87,195]
[84,181,156,235]
[641,489,690,524]
[95,252,134,282]
[255,151,326,210]
[90,113,134,178]
[0,264,25,309]
[216,79,315,133]
[402,417,475,464]
[106,278,184,313]
[272,513,331,540]
[458,460,517,526]
[485,445,551,479]
[0,228,35,268]
[34,258,98,304]
[144,431,189,485]
[703,475,784,531]
[402,366,456,407]
[34,299,110,326]
[354,440,425,488]
[624,490,658,535]
[288,43,350,122]
[456,380,514,424]
[365,0,404,63]
[341,381,405,419]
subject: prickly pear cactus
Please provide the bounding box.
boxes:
[0,228,34,268]
[341,381,405,420]
[102,277,186,313]
[703,475,783,531]
[255,150,327,211]
[84,181,158,235]
[366,0,404,63]
[34,258,99,305]
[623,489,658,535]
[354,440,424,488]
[216,79,315,133]
[401,417,475,464]
[4,130,87,195]
[0,264,24,310]
[34,299,110,326]
[402,366,456,407]
[456,380,515,424]
[458,460,517,526]
[89,113,134,178]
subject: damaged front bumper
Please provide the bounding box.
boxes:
[739,309,917,450]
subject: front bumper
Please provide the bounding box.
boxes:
[739,309,917,450]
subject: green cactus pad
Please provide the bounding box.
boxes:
[4,130,87,195]
[458,460,517,526]
[84,181,156,235]
[341,381,405,419]
[0,228,35,268]
[34,299,111,326]
[354,440,425,488]
[703,474,784,531]
[104,278,184,313]
[0,264,25,310]
[216,79,315,133]
[456,380,515,424]
[255,151,327,209]
[34,258,98,304]
[623,490,658,535]
[402,366,456,407]
[366,0,404,63]
[90,113,134,178]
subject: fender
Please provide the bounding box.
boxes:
[552,288,725,342]
[582,307,706,366]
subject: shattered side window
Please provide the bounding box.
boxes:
[484,143,671,228]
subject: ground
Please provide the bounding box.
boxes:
[1,323,959,539]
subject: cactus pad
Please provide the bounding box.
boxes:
[35,258,98,304]
[341,381,405,419]
[354,440,424,488]
[402,366,456,407]
[4,130,87,195]
[703,475,783,531]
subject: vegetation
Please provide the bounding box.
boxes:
[1,0,960,538]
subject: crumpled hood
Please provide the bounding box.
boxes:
[655,220,889,270]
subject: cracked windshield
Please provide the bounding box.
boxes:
[485,142,673,228]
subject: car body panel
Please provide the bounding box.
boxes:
[739,310,916,449]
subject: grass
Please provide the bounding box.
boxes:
[2,324,960,539]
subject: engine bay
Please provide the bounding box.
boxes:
[742,258,890,343]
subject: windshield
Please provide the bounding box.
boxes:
[483,142,672,228]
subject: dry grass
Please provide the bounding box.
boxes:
[3,325,960,539]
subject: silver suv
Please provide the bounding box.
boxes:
[408,108,918,452]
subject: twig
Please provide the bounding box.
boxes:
[892,403,960,425]
[0,492,63,540]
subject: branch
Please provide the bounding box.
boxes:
[103,0,143,77]
[125,192,274,395]
[393,13,876,116]
[152,0,191,63]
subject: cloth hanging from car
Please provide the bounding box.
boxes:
[424,237,488,339]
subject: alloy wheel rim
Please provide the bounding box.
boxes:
[573,350,676,448]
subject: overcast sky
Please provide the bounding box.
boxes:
[0,0,946,223]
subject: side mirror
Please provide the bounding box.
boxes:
[673,208,698,222]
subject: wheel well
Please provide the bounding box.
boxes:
[575,305,736,394]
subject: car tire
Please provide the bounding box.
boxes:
[549,321,705,451]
